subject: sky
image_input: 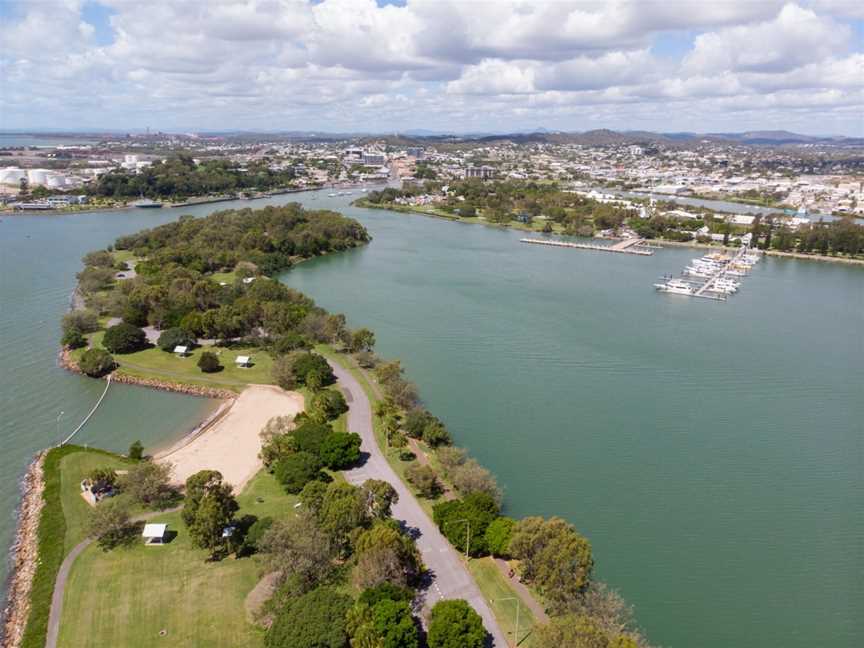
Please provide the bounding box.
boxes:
[1,0,863,135]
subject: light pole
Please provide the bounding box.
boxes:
[494,596,522,646]
[444,518,471,560]
[56,411,64,446]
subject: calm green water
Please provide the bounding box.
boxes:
[1,191,861,648]
[281,198,864,648]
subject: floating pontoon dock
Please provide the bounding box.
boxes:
[520,237,655,256]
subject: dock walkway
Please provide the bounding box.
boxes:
[521,237,654,256]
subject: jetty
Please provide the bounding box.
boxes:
[520,237,654,256]
[655,246,761,301]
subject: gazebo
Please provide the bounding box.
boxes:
[142,523,168,545]
[235,355,251,368]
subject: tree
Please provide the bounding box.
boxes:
[447,458,502,505]
[484,517,515,557]
[293,420,333,455]
[422,419,451,447]
[118,460,175,508]
[157,327,195,351]
[533,613,642,648]
[87,467,118,488]
[79,348,115,377]
[61,327,86,349]
[182,470,238,552]
[403,408,431,439]
[259,512,335,587]
[405,463,441,498]
[317,482,370,554]
[102,322,148,354]
[197,351,222,373]
[240,516,274,555]
[319,432,362,469]
[87,500,134,550]
[348,598,419,648]
[509,516,594,613]
[350,328,376,353]
[272,354,298,390]
[128,439,144,461]
[361,479,399,520]
[62,309,99,334]
[432,492,500,556]
[274,451,323,494]
[427,599,487,648]
[353,522,421,590]
[265,587,352,648]
[310,389,349,421]
[259,415,296,468]
[290,352,335,387]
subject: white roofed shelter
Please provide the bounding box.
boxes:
[174,345,189,357]
[235,355,251,368]
[142,523,167,545]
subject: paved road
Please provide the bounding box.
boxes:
[331,359,508,647]
[45,507,180,648]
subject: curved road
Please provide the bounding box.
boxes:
[330,359,508,647]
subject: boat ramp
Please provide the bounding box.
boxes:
[520,237,655,256]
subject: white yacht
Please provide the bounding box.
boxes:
[654,279,696,295]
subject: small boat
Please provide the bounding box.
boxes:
[328,193,337,197]
[132,198,162,209]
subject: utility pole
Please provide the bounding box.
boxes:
[494,597,522,646]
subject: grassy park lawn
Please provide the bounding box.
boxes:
[57,510,264,648]
[468,557,539,648]
[211,270,237,285]
[110,250,138,266]
[59,450,137,554]
[115,345,275,392]
[57,468,300,648]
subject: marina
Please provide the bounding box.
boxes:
[654,246,761,301]
[521,236,656,256]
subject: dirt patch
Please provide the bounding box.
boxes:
[244,571,280,626]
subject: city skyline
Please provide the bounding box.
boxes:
[1,0,863,135]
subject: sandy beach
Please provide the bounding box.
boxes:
[157,385,304,493]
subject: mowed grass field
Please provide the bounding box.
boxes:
[57,469,297,648]
[468,557,539,648]
[74,330,275,393]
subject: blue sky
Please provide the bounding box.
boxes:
[1,0,862,135]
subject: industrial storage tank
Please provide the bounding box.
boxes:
[0,168,27,185]
[27,169,49,185]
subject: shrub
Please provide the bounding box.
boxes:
[405,463,441,499]
[272,354,297,390]
[197,351,222,373]
[242,516,274,555]
[399,450,416,462]
[428,599,486,648]
[102,322,147,354]
[274,451,323,494]
[157,327,195,352]
[61,327,86,349]
[79,348,114,377]
[319,432,361,470]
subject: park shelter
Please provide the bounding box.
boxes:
[142,523,167,545]
[235,355,251,368]
[174,345,189,357]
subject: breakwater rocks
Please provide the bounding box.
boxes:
[109,372,235,400]
[1,452,46,648]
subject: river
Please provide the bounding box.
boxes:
[1,190,861,647]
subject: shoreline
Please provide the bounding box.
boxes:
[358,200,864,267]
[1,451,46,648]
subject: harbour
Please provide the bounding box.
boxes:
[654,246,762,301]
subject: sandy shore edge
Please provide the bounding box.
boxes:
[1,451,46,648]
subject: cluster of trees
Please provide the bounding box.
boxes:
[366,179,637,234]
[258,399,361,494]
[762,216,864,256]
[87,155,298,200]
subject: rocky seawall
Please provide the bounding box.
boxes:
[1,452,46,648]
